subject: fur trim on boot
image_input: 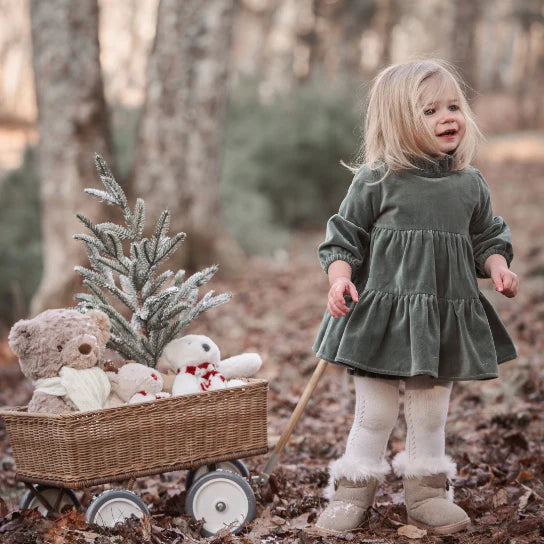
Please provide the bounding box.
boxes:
[324,455,391,500]
[392,451,457,478]
[392,451,456,500]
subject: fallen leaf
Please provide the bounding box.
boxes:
[518,489,532,511]
[504,431,529,450]
[517,470,535,483]
[478,513,500,525]
[507,517,541,537]
[397,524,427,539]
[288,511,314,530]
[492,487,509,508]
[53,509,85,530]
[0,497,8,518]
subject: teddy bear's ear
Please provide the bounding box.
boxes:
[157,343,174,372]
[87,310,111,341]
[8,319,37,358]
[156,354,169,373]
[106,370,120,388]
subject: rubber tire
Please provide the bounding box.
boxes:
[85,489,150,528]
[185,470,256,536]
[185,459,250,490]
[19,485,80,515]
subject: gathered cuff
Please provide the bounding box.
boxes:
[475,248,513,278]
[321,253,362,276]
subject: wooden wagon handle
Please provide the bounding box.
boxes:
[259,359,328,485]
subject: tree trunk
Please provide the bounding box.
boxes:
[450,0,483,95]
[231,0,279,81]
[330,0,376,79]
[0,0,36,124]
[132,0,244,273]
[29,0,111,315]
[257,0,299,99]
[373,0,397,69]
[512,4,544,129]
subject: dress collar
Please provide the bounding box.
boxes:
[407,154,456,178]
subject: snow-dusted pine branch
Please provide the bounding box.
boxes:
[74,153,231,367]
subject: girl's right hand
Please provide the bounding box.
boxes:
[328,278,359,318]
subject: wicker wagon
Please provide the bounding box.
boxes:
[0,378,268,536]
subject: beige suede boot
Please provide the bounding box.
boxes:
[393,452,470,535]
[315,454,390,533]
[315,477,378,532]
[403,474,470,534]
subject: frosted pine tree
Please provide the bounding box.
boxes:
[74,154,231,368]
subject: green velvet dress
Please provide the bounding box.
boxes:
[312,156,517,381]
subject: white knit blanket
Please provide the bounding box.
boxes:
[33,367,111,412]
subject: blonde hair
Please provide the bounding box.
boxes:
[343,59,482,179]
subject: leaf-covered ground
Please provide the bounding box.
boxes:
[0,156,543,543]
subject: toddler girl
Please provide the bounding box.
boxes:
[312,59,519,535]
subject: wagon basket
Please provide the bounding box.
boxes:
[0,379,268,490]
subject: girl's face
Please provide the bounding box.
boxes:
[418,76,466,155]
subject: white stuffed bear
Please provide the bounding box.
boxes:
[105,362,171,407]
[157,335,262,396]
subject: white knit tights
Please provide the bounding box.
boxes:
[404,375,453,462]
[344,376,400,464]
[344,375,452,468]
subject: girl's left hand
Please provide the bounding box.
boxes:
[491,267,519,297]
[484,254,519,298]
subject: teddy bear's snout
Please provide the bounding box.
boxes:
[64,334,100,368]
[202,343,210,352]
[79,343,92,355]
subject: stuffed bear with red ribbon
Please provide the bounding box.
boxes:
[105,362,171,407]
[157,334,262,396]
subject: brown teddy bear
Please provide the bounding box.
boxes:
[8,308,112,414]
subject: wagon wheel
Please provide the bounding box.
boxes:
[85,489,149,527]
[185,470,256,536]
[185,459,250,490]
[19,485,80,516]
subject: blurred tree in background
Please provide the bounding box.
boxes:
[28,0,112,314]
[131,0,244,272]
[451,0,482,95]
[511,0,544,127]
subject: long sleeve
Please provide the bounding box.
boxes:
[470,171,514,279]
[318,166,383,277]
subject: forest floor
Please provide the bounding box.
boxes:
[0,155,543,543]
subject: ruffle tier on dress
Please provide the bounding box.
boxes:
[313,227,516,380]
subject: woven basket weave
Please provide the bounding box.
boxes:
[0,378,268,489]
